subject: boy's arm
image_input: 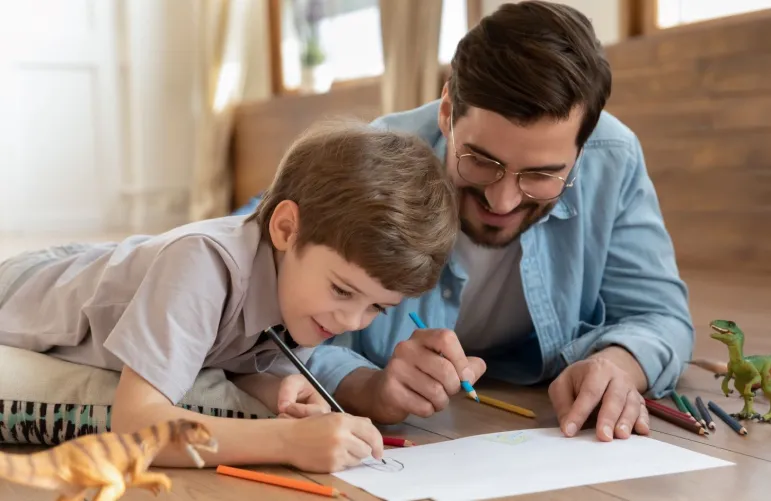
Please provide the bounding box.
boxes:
[230,372,282,414]
[111,366,292,467]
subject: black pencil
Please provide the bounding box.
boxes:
[708,400,748,436]
[695,396,715,430]
[264,325,345,413]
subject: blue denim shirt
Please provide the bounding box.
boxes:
[271,100,693,399]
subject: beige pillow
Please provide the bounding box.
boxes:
[0,345,274,444]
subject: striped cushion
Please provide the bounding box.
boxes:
[0,345,275,444]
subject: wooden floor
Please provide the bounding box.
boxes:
[0,268,769,500]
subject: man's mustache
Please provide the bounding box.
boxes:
[460,186,540,214]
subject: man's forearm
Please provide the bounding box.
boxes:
[334,367,382,419]
[590,345,649,393]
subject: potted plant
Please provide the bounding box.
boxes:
[297,0,333,93]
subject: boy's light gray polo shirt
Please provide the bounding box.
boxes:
[0,216,312,404]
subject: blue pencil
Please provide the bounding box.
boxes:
[408,312,479,402]
[708,400,748,436]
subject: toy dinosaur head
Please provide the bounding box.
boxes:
[173,419,218,468]
[709,319,744,346]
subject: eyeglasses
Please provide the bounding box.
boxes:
[449,108,583,201]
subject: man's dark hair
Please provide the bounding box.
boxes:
[449,0,612,148]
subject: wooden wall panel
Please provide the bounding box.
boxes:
[231,82,381,209]
[604,9,771,274]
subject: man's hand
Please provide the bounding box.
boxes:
[276,374,331,419]
[337,328,486,424]
[548,346,650,441]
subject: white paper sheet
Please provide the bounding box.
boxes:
[333,427,733,501]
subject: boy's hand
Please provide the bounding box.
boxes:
[276,374,331,419]
[280,413,384,473]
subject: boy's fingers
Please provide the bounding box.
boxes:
[414,328,473,382]
[276,376,303,410]
[350,417,384,460]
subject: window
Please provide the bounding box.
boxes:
[657,0,771,28]
[279,0,467,93]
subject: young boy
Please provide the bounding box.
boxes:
[0,120,459,473]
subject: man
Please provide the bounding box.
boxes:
[305,0,694,441]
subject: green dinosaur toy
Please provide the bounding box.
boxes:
[709,319,771,422]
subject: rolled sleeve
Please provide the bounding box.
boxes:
[103,237,229,404]
[561,136,694,397]
[307,336,381,395]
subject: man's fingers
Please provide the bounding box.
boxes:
[548,374,577,432]
[283,403,329,418]
[563,367,610,436]
[394,358,452,413]
[414,328,474,382]
[612,389,642,438]
[634,401,651,435]
[595,378,630,441]
[466,357,487,384]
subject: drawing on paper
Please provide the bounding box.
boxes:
[482,430,530,446]
[362,457,405,472]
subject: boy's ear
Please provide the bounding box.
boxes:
[268,200,300,251]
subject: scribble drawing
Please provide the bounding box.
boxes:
[362,457,405,472]
[482,430,530,446]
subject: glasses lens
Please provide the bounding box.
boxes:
[457,155,503,185]
[519,173,566,200]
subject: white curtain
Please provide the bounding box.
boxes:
[379,0,444,114]
[188,0,273,222]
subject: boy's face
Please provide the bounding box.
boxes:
[269,201,403,347]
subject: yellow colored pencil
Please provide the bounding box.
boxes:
[468,393,536,418]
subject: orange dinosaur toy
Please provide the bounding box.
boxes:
[0,418,218,501]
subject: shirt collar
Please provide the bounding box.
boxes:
[242,225,284,337]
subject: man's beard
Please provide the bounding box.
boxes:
[460,186,555,248]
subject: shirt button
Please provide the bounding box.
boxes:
[442,288,452,299]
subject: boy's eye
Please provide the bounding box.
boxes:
[331,283,352,298]
[372,304,388,315]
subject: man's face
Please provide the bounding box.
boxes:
[438,94,582,248]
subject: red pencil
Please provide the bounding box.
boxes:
[383,436,415,447]
[645,398,699,424]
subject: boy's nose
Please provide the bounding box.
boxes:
[335,309,365,332]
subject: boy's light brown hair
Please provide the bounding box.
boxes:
[247,120,459,296]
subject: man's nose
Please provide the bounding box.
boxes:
[484,174,523,214]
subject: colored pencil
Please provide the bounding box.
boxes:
[408,312,479,402]
[470,393,536,418]
[383,436,415,447]
[265,325,344,413]
[645,404,707,436]
[644,398,699,425]
[695,396,715,430]
[681,395,705,427]
[216,465,341,498]
[670,391,690,416]
[708,400,748,436]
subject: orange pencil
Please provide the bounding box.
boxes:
[216,465,342,498]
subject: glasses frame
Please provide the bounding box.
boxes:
[449,107,584,201]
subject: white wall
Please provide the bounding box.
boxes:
[481,0,621,45]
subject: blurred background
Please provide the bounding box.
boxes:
[0,0,769,278]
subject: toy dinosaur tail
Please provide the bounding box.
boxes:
[688,358,728,375]
[0,448,60,490]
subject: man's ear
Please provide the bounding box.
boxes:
[438,83,452,138]
[268,200,299,251]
